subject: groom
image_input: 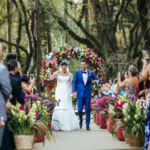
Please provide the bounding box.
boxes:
[72,60,100,130]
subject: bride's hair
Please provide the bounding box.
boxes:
[60,61,68,66]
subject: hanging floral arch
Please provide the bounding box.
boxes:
[40,46,106,98]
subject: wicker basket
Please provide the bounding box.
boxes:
[122,131,132,144]
[122,132,144,147]
[14,135,34,150]
[132,134,144,147]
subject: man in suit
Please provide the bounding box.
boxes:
[72,60,100,130]
[0,43,12,148]
[8,59,24,105]
[6,53,20,80]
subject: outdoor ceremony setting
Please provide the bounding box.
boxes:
[0,0,150,150]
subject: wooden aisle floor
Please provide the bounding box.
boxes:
[33,116,144,150]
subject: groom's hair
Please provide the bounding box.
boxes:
[81,60,88,64]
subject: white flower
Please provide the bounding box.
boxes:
[134,114,138,119]
[127,115,131,120]
[124,118,127,122]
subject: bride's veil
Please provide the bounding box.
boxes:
[59,60,70,72]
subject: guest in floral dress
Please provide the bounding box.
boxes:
[118,65,139,97]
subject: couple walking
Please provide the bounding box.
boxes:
[49,60,100,131]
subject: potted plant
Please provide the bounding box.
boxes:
[107,100,124,133]
[93,96,110,128]
[7,102,52,150]
[113,100,146,146]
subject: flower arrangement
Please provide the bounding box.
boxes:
[92,96,111,114]
[112,99,146,141]
[40,58,57,93]
[7,102,51,139]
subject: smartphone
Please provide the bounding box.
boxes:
[30,74,34,80]
[118,69,121,75]
[100,81,103,85]
[142,50,149,64]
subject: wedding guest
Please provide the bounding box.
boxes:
[116,74,125,96]
[0,43,12,149]
[21,74,35,95]
[118,65,139,96]
[109,78,114,92]
[112,78,118,95]
[137,72,144,97]
[8,60,25,105]
[6,53,20,80]
[124,71,129,79]
[138,80,149,103]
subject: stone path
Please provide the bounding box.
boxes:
[33,117,143,150]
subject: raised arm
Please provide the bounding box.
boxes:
[48,70,58,80]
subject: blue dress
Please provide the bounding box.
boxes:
[144,94,150,150]
[119,89,125,96]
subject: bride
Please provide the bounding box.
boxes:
[48,60,79,131]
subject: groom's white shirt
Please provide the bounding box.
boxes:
[82,69,88,85]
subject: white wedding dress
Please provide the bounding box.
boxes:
[50,71,79,131]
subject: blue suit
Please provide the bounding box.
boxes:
[72,69,100,126]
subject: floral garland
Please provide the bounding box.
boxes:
[40,45,106,98]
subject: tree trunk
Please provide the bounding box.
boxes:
[137,0,150,50]
[36,0,42,93]
[47,16,52,54]
[64,0,68,43]
[7,0,13,53]
[85,0,89,31]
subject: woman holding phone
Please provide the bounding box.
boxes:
[118,65,139,97]
[21,74,35,95]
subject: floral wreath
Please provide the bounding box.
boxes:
[40,45,106,99]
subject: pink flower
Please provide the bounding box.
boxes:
[25,95,29,98]
[43,100,48,103]
[35,93,39,96]
[19,105,24,110]
[36,110,41,116]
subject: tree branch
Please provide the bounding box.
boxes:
[113,0,125,35]
[0,38,28,55]
[129,20,140,53]
[78,0,86,23]
[120,0,131,50]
